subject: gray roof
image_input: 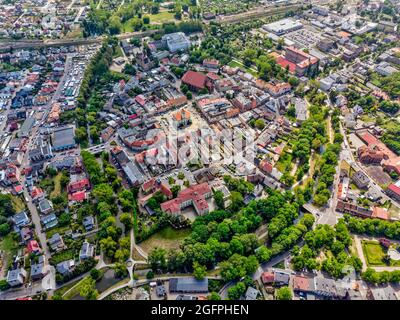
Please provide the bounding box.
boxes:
[83,216,94,229]
[52,126,75,150]
[48,233,62,246]
[245,286,259,300]
[7,268,26,282]
[13,211,30,227]
[30,263,44,277]
[122,161,145,186]
[38,199,53,213]
[56,259,75,275]
[169,277,208,293]
[274,270,291,284]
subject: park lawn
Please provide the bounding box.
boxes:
[62,277,88,300]
[228,60,258,77]
[50,173,63,198]
[139,226,191,252]
[362,240,385,266]
[53,278,81,298]
[11,195,25,212]
[148,11,176,23]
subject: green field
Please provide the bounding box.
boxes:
[148,11,176,23]
[50,173,63,198]
[0,234,19,270]
[362,240,385,266]
[228,60,258,77]
[11,195,26,212]
[139,226,191,252]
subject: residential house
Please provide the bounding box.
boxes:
[79,241,95,261]
[7,268,27,287]
[82,216,95,231]
[48,233,65,252]
[56,259,75,276]
[351,170,370,189]
[12,211,30,229]
[38,199,53,215]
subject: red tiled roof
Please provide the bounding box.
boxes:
[388,184,400,196]
[206,72,220,81]
[275,56,296,73]
[68,178,90,194]
[293,275,311,291]
[372,207,389,220]
[68,191,87,202]
[27,240,40,253]
[260,160,273,174]
[161,183,211,215]
[181,71,207,89]
[173,108,191,122]
[142,178,156,192]
[359,131,379,146]
[261,272,275,284]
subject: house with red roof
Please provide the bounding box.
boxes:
[261,272,275,285]
[371,207,390,220]
[173,108,191,128]
[203,59,219,69]
[265,82,291,97]
[141,178,173,200]
[292,275,314,294]
[181,71,214,92]
[386,184,400,202]
[31,186,45,203]
[67,178,90,194]
[160,183,212,216]
[27,240,41,255]
[68,191,88,203]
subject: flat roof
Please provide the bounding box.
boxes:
[52,126,75,149]
[264,18,303,35]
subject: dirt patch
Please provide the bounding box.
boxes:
[365,166,392,186]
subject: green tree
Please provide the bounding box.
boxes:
[193,261,207,280]
[79,276,99,300]
[120,213,133,230]
[148,247,167,271]
[213,190,225,209]
[276,286,292,300]
[208,292,221,300]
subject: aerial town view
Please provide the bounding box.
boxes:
[1,0,400,305]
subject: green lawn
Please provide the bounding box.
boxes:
[139,226,191,252]
[11,195,26,212]
[49,249,75,266]
[112,45,124,58]
[362,240,385,266]
[228,60,258,77]
[148,11,176,23]
[46,225,71,238]
[0,234,19,270]
[62,277,88,300]
[53,278,81,298]
[50,173,62,198]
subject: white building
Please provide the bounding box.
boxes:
[162,32,191,53]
